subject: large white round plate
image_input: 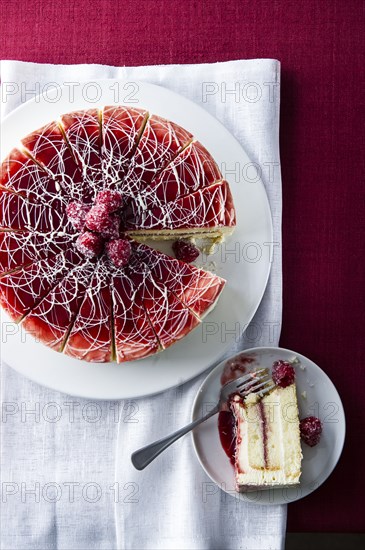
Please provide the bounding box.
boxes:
[0,80,273,399]
[191,347,346,505]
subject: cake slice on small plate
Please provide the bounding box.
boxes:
[230,362,303,491]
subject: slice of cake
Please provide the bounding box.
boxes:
[21,120,84,199]
[21,257,96,352]
[60,109,103,190]
[125,180,236,239]
[0,249,83,322]
[140,140,223,208]
[130,241,225,317]
[0,148,60,205]
[121,114,193,199]
[0,189,67,233]
[63,260,113,363]
[126,250,200,350]
[230,362,302,491]
[111,269,161,362]
[101,105,148,185]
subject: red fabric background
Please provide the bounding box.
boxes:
[0,0,364,534]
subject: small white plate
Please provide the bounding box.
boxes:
[0,79,273,399]
[191,346,346,505]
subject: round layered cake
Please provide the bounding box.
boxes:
[0,107,236,362]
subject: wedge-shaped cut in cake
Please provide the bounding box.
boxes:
[111,268,160,362]
[0,231,75,276]
[0,249,82,322]
[0,189,68,233]
[231,383,303,491]
[60,109,103,192]
[125,180,236,238]
[63,261,113,362]
[121,115,193,198]
[0,148,61,206]
[141,140,222,207]
[132,242,225,318]
[21,258,96,351]
[102,105,148,185]
[126,253,200,350]
[21,120,86,202]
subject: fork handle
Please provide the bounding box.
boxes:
[131,404,220,470]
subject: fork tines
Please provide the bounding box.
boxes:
[235,369,268,389]
[240,378,274,398]
[237,370,273,398]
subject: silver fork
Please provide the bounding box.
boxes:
[131,369,274,470]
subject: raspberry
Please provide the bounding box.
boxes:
[76,231,104,258]
[66,201,90,231]
[106,238,132,267]
[172,239,200,262]
[272,360,295,388]
[100,214,121,239]
[85,204,112,233]
[300,416,322,447]
[96,189,123,212]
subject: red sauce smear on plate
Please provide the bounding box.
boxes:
[220,354,255,385]
[218,410,236,465]
[218,354,257,465]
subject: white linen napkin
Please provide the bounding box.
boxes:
[0,59,284,550]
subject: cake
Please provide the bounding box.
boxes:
[230,363,303,491]
[0,106,235,362]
